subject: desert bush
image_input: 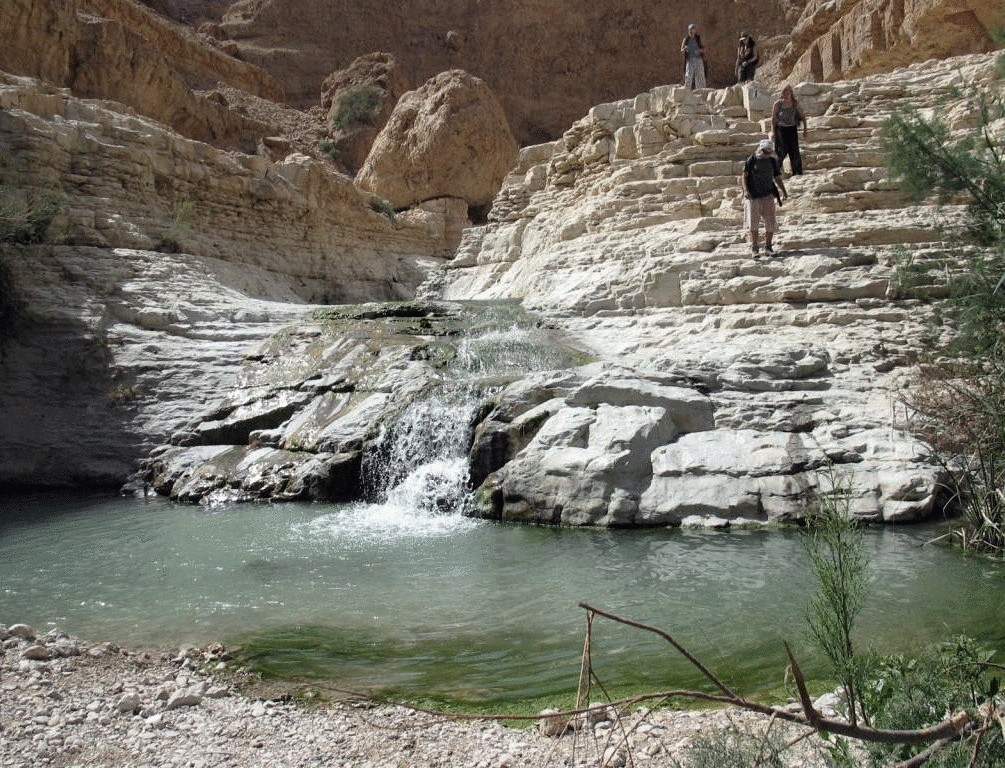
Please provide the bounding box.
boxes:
[910,361,1005,556]
[803,473,870,727]
[319,140,341,161]
[370,198,396,221]
[333,87,382,133]
[0,185,61,245]
[156,199,196,253]
[883,54,1005,557]
[0,184,62,340]
[856,636,1003,767]
[673,727,787,768]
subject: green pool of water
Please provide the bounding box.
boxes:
[1,492,1002,708]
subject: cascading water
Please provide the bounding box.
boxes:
[296,303,586,543]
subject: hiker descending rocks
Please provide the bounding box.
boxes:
[772,84,808,175]
[741,138,788,257]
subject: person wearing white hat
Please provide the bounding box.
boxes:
[680,23,707,89]
[741,139,788,256]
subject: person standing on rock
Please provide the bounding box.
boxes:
[742,139,788,257]
[771,84,808,174]
[736,33,758,83]
[680,23,707,89]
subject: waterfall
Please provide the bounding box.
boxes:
[299,303,585,542]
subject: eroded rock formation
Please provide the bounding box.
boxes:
[0,74,459,485]
[416,52,1003,525]
[132,52,1002,526]
[768,0,1000,85]
[356,70,519,213]
[0,0,284,153]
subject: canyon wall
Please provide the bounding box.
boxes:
[211,0,801,143]
[0,0,282,152]
[764,0,999,85]
[0,73,460,486]
[199,0,998,144]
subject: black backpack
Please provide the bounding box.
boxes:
[744,154,781,201]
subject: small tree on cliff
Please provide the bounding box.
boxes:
[0,183,62,341]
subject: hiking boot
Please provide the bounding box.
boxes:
[765,244,776,256]
[751,244,760,257]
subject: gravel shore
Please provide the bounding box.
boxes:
[1,623,832,767]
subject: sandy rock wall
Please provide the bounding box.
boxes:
[0,0,283,152]
[0,73,460,486]
[767,0,999,84]
[212,0,799,144]
[356,70,519,211]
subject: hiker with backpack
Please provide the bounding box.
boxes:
[741,139,788,257]
[680,23,707,89]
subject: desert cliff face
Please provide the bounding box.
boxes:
[763,0,999,85]
[0,72,460,485]
[210,0,800,143]
[0,0,285,153]
[180,0,997,145]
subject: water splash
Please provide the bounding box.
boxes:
[305,303,582,542]
[364,390,475,501]
[295,457,478,544]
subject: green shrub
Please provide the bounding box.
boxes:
[911,360,1005,556]
[319,140,341,161]
[0,184,62,341]
[156,199,196,253]
[881,95,1004,246]
[858,637,1003,767]
[804,471,870,727]
[883,53,1005,558]
[332,87,381,132]
[370,198,396,221]
[674,727,787,768]
[0,185,61,245]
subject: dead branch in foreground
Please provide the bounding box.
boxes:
[576,602,974,765]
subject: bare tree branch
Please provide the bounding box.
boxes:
[579,602,737,699]
[580,603,972,747]
[893,736,961,768]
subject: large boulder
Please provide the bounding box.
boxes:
[471,368,718,527]
[470,368,949,527]
[320,52,411,175]
[356,69,518,213]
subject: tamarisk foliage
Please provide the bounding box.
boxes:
[882,54,1005,558]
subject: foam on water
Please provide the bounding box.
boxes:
[293,457,481,545]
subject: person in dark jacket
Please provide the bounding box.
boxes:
[741,139,788,256]
[736,33,758,83]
